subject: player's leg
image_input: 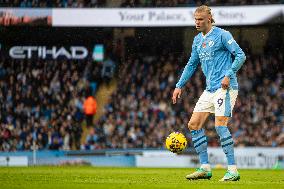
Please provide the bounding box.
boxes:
[186,90,214,180]
[186,112,212,180]
[188,112,211,167]
[215,116,239,181]
[214,89,240,181]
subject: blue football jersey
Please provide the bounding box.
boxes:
[176,26,246,92]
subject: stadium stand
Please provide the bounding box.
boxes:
[0,34,283,151]
[0,31,283,151]
[0,58,104,151]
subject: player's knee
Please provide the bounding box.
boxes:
[215,116,229,126]
[188,120,200,130]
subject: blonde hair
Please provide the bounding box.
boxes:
[195,5,215,23]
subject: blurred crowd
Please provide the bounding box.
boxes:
[0,39,283,151]
[0,0,282,7]
[0,58,108,151]
[83,50,284,150]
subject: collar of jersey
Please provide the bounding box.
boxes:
[202,26,215,39]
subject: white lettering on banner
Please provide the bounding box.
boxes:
[26,46,38,59]
[9,46,25,59]
[54,47,71,59]
[71,46,88,59]
[9,46,88,59]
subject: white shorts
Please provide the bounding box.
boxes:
[193,88,238,117]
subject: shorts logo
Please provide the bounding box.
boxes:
[208,40,214,47]
[217,98,223,107]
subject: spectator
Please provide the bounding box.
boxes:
[83,95,97,127]
[101,56,116,85]
[84,127,100,150]
[121,0,141,7]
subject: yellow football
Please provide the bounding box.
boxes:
[165,132,187,153]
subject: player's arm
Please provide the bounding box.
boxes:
[172,38,200,104]
[222,31,246,79]
[176,38,200,89]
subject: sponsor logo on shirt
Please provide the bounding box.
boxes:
[199,51,214,61]
[202,42,206,48]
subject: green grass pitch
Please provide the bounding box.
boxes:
[0,166,283,189]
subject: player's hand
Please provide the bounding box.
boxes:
[221,76,230,89]
[172,88,182,104]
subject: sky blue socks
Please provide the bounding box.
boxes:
[215,126,235,165]
[191,129,209,164]
[191,126,235,166]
